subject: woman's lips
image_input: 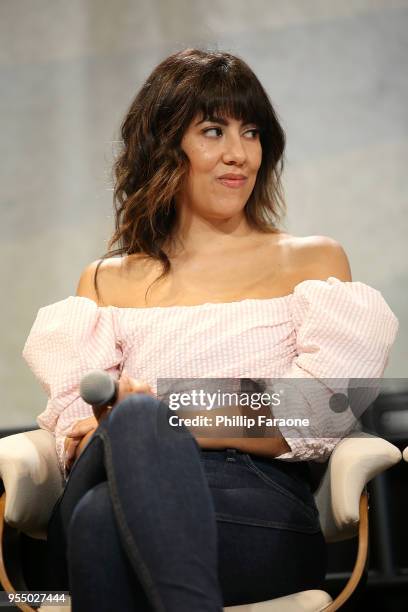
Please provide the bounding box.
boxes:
[217,178,247,189]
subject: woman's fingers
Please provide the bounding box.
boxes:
[92,404,112,424]
[65,416,97,462]
[67,416,98,438]
[121,373,153,392]
[66,429,88,439]
[65,438,80,463]
[115,374,155,405]
[66,440,79,457]
[64,427,98,472]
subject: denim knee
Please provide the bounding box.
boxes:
[100,393,199,454]
[108,393,163,425]
[104,393,183,439]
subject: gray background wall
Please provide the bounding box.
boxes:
[1,0,407,428]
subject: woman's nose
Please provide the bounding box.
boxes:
[221,133,247,164]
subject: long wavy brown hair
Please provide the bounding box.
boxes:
[94,47,287,304]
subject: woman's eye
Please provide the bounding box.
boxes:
[203,127,222,137]
[203,127,259,138]
[247,129,260,138]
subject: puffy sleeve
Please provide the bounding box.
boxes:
[259,276,399,463]
[22,296,124,479]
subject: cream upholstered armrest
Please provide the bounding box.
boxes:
[403,446,408,462]
[0,429,63,539]
[314,431,401,542]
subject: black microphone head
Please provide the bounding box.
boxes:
[80,370,116,407]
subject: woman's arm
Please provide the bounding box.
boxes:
[195,436,291,458]
[176,402,291,458]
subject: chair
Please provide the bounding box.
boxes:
[0,429,402,612]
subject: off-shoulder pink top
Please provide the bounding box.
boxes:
[22,276,399,479]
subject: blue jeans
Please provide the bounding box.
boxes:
[46,395,327,611]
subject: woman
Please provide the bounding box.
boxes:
[22,48,399,611]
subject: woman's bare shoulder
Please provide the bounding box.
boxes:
[75,256,137,306]
[287,234,352,283]
[75,254,158,307]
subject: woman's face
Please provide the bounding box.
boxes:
[178,113,262,221]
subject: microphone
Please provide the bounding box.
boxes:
[80,370,119,420]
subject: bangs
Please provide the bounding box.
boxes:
[192,69,269,131]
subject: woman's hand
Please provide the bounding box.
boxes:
[64,415,98,472]
[115,373,155,405]
[93,373,156,421]
[64,374,155,472]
